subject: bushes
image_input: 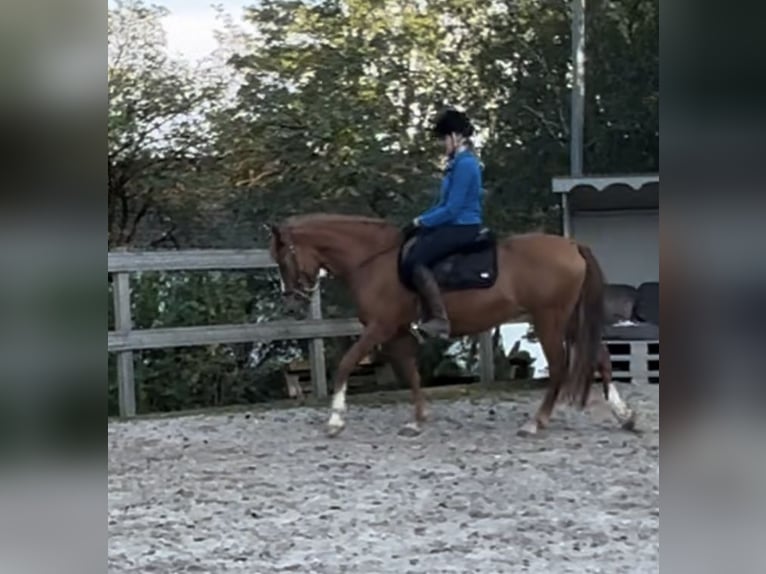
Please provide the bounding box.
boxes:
[107,269,301,416]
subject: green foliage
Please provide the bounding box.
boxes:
[585,0,659,173]
[107,269,301,416]
[108,0,225,247]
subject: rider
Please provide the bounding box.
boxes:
[401,108,484,339]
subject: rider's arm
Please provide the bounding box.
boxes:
[417,157,477,227]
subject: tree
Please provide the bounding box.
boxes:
[585,0,658,173]
[108,0,221,247]
[211,0,505,231]
[475,0,574,233]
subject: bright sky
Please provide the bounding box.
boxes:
[163,0,245,61]
[112,0,254,62]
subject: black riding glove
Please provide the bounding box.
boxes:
[402,219,419,238]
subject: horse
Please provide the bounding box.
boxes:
[268,213,636,437]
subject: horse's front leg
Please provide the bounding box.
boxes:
[326,324,390,437]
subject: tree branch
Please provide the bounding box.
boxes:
[125,196,152,245]
[521,104,567,148]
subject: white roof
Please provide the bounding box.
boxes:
[552,174,659,193]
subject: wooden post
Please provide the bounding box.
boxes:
[308,285,328,399]
[112,268,136,417]
[478,330,495,385]
[631,341,650,384]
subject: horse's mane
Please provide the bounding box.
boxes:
[285,213,396,230]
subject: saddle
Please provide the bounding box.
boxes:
[399,227,499,291]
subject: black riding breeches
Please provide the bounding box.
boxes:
[400,224,481,286]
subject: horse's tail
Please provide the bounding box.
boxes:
[563,244,607,408]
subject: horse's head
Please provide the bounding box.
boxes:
[268,223,322,313]
[268,213,401,311]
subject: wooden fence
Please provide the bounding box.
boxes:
[108,248,495,417]
[603,340,659,384]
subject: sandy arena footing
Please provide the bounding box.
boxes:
[109,385,659,573]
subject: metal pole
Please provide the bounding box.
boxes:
[571,0,586,177]
[562,0,586,239]
[561,193,572,237]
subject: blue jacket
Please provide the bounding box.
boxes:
[417,149,483,227]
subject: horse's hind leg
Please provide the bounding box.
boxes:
[596,342,612,401]
[384,331,426,436]
[518,312,567,437]
[594,343,637,431]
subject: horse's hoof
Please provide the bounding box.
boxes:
[517,420,539,437]
[398,422,422,437]
[621,412,639,433]
[326,421,346,438]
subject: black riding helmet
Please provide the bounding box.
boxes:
[432,108,474,138]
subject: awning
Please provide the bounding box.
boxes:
[552,174,659,211]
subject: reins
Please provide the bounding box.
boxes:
[354,236,404,269]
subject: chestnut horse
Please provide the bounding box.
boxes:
[268,213,636,437]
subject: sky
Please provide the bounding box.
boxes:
[112,0,254,62]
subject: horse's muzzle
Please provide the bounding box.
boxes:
[282,292,307,316]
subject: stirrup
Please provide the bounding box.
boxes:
[416,318,451,340]
[408,323,426,343]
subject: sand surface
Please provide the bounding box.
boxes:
[109,385,659,573]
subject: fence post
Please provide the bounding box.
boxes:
[631,341,649,384]
[112,262,136,417]
[308,284,328,399]
[478,330,495,385]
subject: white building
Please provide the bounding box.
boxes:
[553,174,659,287]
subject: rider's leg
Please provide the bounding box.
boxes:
[403,224,481,339]
[401,230,448,338]
[411,264,450,339]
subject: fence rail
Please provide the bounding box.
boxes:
[107,319,363,353]
[108,249,275,273]
[108,248,494,418]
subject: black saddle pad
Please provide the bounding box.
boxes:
[399,229,499,291]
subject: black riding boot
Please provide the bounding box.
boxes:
[412,265,451,339]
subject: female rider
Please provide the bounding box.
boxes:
[401,108,484,339]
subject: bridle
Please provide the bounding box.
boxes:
[277,226,319,302]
